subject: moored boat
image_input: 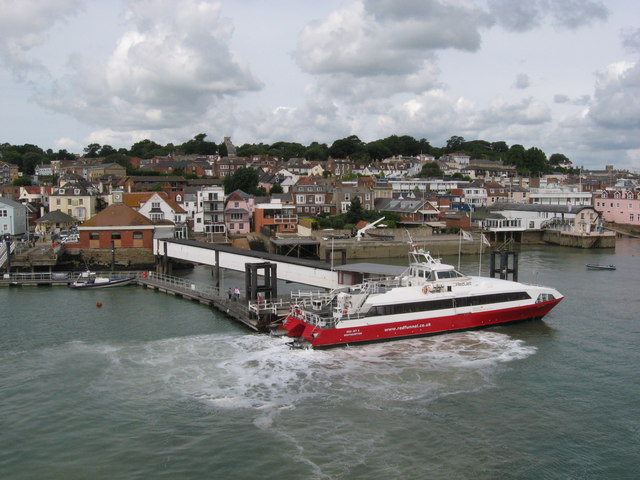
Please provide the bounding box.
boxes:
[586,264,616,270]
[69,271,136,289]
[280,247,563,348]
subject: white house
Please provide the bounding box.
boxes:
[0,197,28,236]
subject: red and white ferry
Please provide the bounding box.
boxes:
[280,248,563,348]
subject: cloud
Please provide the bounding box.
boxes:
[621,27,640,54]
[514,73,530,89]
[588,61,640,130]
[294,0,492,77]
[36,0,261,132]
[554,94,590,105]
[488,0,608,32]
[0,0,82,80]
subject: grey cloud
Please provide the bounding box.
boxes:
[588,61,640,130]
[0,0,82,80]
[622,28,640,54]
[294,0,492,78]
[488,0,608,32]
[514,73,530,89]
[554,94,590,105]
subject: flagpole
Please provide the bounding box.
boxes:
[478,234,482,276]
[457,229,462,270]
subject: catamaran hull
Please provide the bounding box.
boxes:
[69,277,136,289]
[281,298,562,348]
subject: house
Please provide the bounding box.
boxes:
[35,210,77,235]
[117,191,187,238]
[76,204,155,249]
[594,189,640,226]
[193,185,226,234]
[0,161,20,185]
[291,177,335,216]
[528,185,592,206]
[0,196,27,236]
[48,180,99,222]
[224,190,254,235]
[374,197,440,226]
[253,199,298,235]
[333,178,376,213]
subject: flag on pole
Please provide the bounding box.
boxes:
[481,233,490,247]
[461,229,473,242]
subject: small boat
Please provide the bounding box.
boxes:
[367,232,394,240]
[586,264,616,270]
[69,271,136,289]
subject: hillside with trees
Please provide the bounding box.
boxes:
[1,132,578,180]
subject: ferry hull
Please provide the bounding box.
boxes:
[281,298,562,348]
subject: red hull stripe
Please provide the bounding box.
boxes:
[281,298,562,347]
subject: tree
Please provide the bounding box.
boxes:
[366,140,392,160]
[98,145,117,157]
[525,147,548,176]
[345,196,364,224]
[13,177,32,186]
[223,167,259,195]
[445,135,465,153]
[305,142,329,161]
[328,135,366,158]
[418,161,444,178]
[549,153,570,166]
[269,183,283,195]
[129,139,164,159]
[180,133,217,155]
[84,143,101,157]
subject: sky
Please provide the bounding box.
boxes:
[1,0,639,171]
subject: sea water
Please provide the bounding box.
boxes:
[1,240,639,479]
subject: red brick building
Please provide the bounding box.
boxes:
[77,204,155,249]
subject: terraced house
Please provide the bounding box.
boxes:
[49,179,99,222]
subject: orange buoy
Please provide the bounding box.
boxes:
[96,302,103,308]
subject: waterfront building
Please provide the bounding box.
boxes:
[291,177,335,216]
[0,197,27,236]
[48,179,99,222]
[528,185,591,206]
[224,190,254,235]
[193,185,226,235]
[593,190,640,227]
[253,199,298,235]
[77,203,154,249]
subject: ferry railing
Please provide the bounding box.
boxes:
[145,271,222,298]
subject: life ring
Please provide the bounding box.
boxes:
[142,271,147,278]
[422,285,430,294]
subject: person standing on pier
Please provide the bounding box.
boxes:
[227,288,232,299]
[233,287,240,301]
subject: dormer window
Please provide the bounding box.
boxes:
[74,189,80,195]
[59,189,65,194]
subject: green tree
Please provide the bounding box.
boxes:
[525,147,548,176]
[129,139,164,159]
[98,145,117,157]
[180,133,218,155]
[549,153,570,165]
[328,135,366,158]
[84,143,101,157]
[345,196,364,224]
[445,135,465,153]
[417,161,444,178]
[269,183,284,195]
[13,177,32,186]
[305,142,329,161]
[223,167,259,195]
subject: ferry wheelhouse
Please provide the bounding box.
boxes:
[280,248,563,348]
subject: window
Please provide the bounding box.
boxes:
[67,199,72,205]
[631,214,635,222]
[151,202,161,209]
[111,232,121,240]
[133,231,143,239]
[78,199,83,205]
[315,195,323,203]
[0,209,6,216]
[90,232,99,240]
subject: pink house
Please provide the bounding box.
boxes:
[224,190,254,234]
[594,190,640,226]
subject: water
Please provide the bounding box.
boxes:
[1,240,639,479]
